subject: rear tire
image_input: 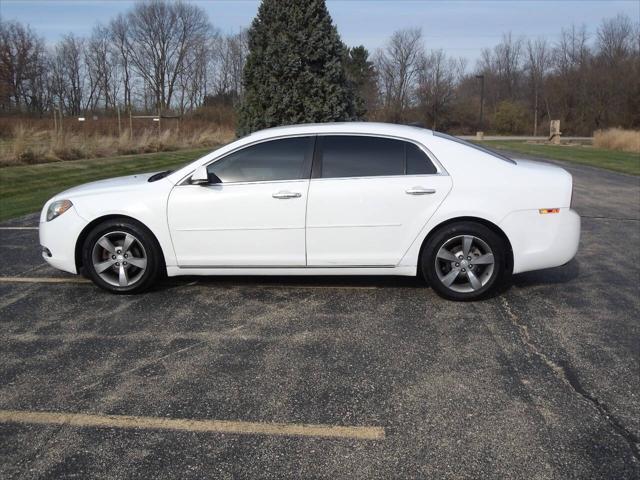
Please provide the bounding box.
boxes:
[82,218,163,294]
[421,221,507,301]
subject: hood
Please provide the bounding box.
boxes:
[54,172,159,200]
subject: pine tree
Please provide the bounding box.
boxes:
[237,0,356,135]
[344,46,378,118]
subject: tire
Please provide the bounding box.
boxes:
[82,218,163,294]
[421,221,508,301]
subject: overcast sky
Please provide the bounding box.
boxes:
[2,0,638,65]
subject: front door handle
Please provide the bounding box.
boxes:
[405,187,436,195]
[272,191,302,199]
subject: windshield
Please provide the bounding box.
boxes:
[434,132,517,165]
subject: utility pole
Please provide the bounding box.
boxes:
[475,74,485,136]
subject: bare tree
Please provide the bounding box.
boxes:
[210,30,248,102]
[0,20,48,113]
[597,13,635,64]
[50,34,85,114]
[417,49,463,130]
[109,14,133,109]
[375,28,424,121]
[123,0,212,111]
[525,38,550,135]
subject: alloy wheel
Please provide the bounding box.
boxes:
[434,235,495,293]
[91,231,147,287]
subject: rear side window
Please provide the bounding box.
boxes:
[316,135,437,178]
[208,136,313,183]
[318,136,404,178]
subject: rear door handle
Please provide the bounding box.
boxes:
[405,187,436,195]
[272,191,302,199]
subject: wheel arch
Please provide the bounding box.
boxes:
[75,214,166,274]
[417,216,514,276]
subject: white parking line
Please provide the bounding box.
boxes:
[0,409,385,441]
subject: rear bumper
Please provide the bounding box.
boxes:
[39,206,88,274]
[500,208,580,274]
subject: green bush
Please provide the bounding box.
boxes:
[493,101,529,134]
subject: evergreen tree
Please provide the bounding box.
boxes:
[344,45,378,118]
[237,0,356,135]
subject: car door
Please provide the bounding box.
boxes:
[168,136,314,267]
[305,135,452,266]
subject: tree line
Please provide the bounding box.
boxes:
[0,1,247,116]
[1,0,638,136]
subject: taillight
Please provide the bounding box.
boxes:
[539,208,560,214]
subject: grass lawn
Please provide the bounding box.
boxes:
[478,140,639,176]
[0,148,211,222]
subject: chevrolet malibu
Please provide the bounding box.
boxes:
[39,123,580,300]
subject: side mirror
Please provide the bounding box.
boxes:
[190,166,221,185]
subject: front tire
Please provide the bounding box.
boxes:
[82,219,163,294]
[422,221,507,301]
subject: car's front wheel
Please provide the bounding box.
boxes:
[82,219,163,294]
[422,221,508,301]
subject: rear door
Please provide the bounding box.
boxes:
[305,135,452,266]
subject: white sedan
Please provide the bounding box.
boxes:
[39,123,580,300]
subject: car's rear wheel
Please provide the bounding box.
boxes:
[82,219,162,294]
[422,221,507,301]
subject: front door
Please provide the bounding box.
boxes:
[168,136,314,267]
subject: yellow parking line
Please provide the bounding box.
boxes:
[0,276,90,284]
[0,227,38,230]
[0,276,379,289]
[0,409,385,441]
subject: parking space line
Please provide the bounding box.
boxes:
[0,409,385,441]
[0,276,382,289]
[0,276,90,284]
[0,227,38,230]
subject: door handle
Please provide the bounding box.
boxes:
[272,191,302,199]
[405,187,436,195]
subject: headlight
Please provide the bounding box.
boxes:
[46,200,73,222]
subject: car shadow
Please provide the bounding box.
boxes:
[152,260,580,295]
[510,258,581,288]
[159,274,425,290]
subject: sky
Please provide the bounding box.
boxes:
[1,0,638,65]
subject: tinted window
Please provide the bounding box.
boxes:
[406,143,437,174]
[208,137,312,183]
[319,136,405,178]
[318,135,438,178]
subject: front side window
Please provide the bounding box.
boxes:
[207,136,313,183]
[317,135,437,178]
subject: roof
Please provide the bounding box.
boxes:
[246,122,434,140]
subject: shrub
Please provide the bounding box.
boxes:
[593,128,640,153]
[492,101,529,134]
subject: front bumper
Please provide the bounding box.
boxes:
[39,206,88,274]
[500,208,580,274]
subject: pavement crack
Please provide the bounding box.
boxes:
[499,296,640,461]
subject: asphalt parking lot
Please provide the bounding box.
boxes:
[0,155,638,479]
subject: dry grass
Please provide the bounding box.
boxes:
[593,128,640,153]
[0,122,235,166]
